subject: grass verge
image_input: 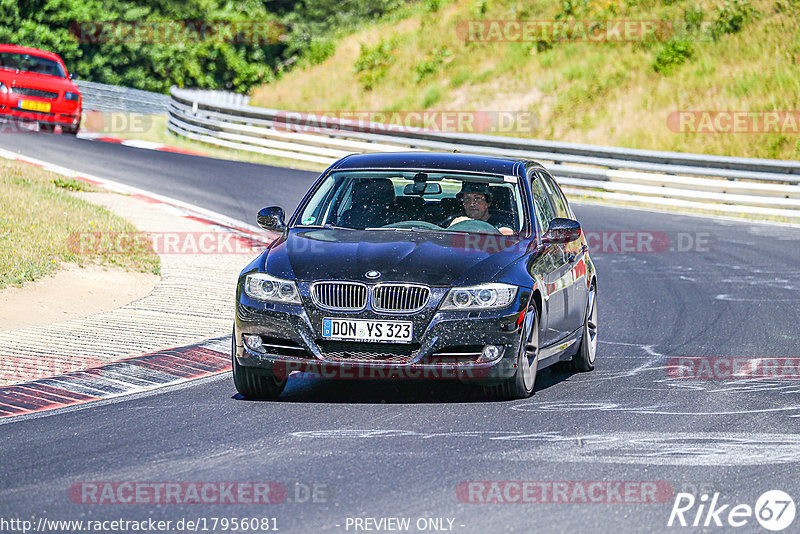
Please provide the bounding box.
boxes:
[0,158,160,289]
[249,0,800,161]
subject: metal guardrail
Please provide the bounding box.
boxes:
[76,80,170,114]
[167,86,800,219]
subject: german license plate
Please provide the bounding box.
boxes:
[18,99,51,112]
[322,317,412,343]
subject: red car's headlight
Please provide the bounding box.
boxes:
[64,92,80,101]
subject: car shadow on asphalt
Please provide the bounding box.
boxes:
[231,367,576,404]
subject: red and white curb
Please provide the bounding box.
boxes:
[0,150,281,419]
[76,131,208,156]
[0,338,230,419]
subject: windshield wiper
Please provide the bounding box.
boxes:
[365,226,439,233]
[294,223,351,230]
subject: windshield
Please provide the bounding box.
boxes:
[297,170,526,236]
[0,52,66,77]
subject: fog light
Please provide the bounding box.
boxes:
[243,334,264,353]
[480,345,502,362]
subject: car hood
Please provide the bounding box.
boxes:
[264,228,531,286]
[0,70,78,94]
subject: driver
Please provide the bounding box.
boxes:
[449,182,514,235]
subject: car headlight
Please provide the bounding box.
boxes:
[243,272,300,304]
[64,92,80,101]
[0,82,7,94]
[440,283,518,310]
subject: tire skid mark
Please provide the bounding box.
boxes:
[287,429,800,465]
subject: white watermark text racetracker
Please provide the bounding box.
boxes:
[457,480,673,503]
[69,481,329,505]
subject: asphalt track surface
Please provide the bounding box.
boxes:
[1,132,800,533]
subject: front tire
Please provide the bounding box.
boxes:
[231,332,287,399]
[569,282,597,372]
[484,309,539,400]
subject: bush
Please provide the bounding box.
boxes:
[354,40,395,90]
[683,5,705,31]
[0,0,282,93]
[305,39,336,66]
[709,0,757,40]
[653,39,693,73]
[471,0,488,17]
[413,47,451,83]
[424,0,443,12]
[0,0,407,93]
[280,0,404,70]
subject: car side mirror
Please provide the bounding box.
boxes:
[257,206,286,232]
[543,217,581,244]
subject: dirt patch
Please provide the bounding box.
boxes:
[0,263,158,331]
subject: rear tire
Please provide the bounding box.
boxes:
[484,310,539,400]
[231,331,287,399]
[63,125,79,136]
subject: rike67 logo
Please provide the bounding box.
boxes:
[668,490,796,531]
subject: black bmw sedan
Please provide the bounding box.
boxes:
[233,152,597,400]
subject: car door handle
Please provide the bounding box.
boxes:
[568,244,587,263]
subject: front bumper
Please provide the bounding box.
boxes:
[234,283,530,383]
[0,100,81,127]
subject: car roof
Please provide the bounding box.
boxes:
[330,152,544,176]
[0,44,64,63]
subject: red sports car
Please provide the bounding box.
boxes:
[0,44,81,135]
